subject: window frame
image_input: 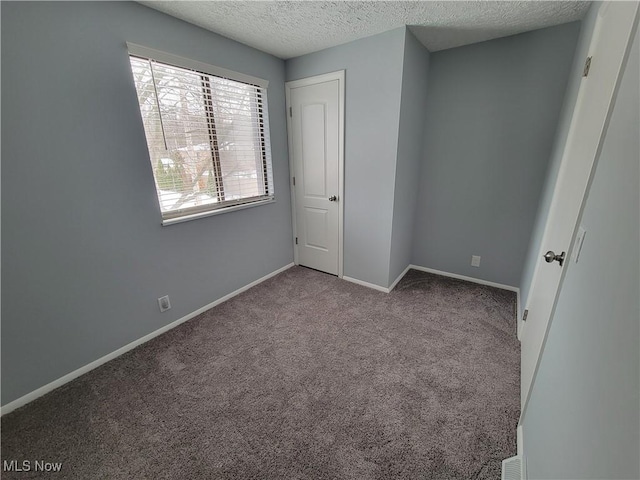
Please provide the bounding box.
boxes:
[127,43,275,226]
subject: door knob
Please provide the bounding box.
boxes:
[328,195,338,202]
[543,250,565,267]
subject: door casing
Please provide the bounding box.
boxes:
[519,1,640,423]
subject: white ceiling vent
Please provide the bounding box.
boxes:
[502,455,523,480]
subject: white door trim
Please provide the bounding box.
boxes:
[519,2,639,423]
[285,70,345,278]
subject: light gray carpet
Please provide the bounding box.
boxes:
[1,267,519,479]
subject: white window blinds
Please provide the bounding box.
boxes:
[128,45,274,223]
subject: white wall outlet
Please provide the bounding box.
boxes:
[158,295,171,312]
[471,255,481,267]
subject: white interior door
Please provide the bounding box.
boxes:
[286,72,344,276]
[520,2,639,419]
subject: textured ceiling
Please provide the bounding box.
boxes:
[139,1,590,59]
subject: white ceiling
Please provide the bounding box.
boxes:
[140,1,590,59]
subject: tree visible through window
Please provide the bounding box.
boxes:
[129,54,274,222]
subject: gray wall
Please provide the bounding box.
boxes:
[411,23,580,287]
[522,26,639,479]
[286,28,406,289]
[388,30,430,285]
[519,4,599,315]
[1,2,292,406]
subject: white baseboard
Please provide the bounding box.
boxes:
[342,275,390,293]
[388,265,411,292]
[409,264,520,293]
[342,264,410,294]
[1,262,295,416]
[343,265,519,297]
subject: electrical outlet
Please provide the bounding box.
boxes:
[158,295,171,312]
[471,255,481,267]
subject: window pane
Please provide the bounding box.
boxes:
[129,54,274,221]
[130,58,219,212]
[210,77,265,200]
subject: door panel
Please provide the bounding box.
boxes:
[288,77,341,275]
[304,207,329,250]
[301,104,327,197]
[520,2,639,420]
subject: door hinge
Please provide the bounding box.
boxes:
[289,106,292,117]
[295,237,298,245]
[522,309,529,322]
[292,176,295,186]
[583,56,592,77]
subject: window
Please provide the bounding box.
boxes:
[128,44,274,224]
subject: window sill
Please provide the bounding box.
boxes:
[161,198,275,226]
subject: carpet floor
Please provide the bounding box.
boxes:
[1,267,520,479]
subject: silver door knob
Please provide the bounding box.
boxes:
[543,250,565,267]
[328,195,338,202]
